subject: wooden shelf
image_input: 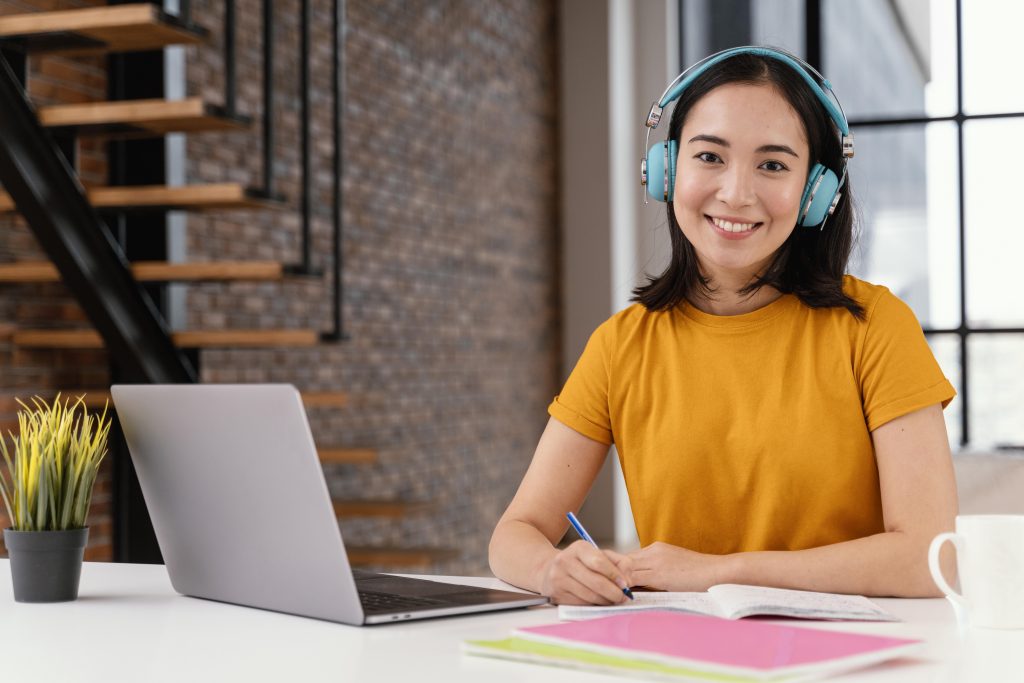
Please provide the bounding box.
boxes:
[0,4,206,55]
[0,184,282,214]
[333,500,433,519]
[0,260,285,283]
[345,547,459,569]
[38,98,250,138]
[12,328,319,349]
[318,448,377,465]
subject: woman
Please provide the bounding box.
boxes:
[489,47,958,605]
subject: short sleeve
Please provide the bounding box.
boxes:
[858,290,956,431]
[547,319,615,444]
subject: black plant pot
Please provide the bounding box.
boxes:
[3,527,89,603]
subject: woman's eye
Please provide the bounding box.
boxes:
[695,152,721,164]
[760,160,788,172]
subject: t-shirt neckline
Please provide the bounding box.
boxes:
[678,292,799,329]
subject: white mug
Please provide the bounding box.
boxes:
[928,515,1024,629]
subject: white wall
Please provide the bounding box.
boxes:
[558,0,678,547]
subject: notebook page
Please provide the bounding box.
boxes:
[708,584,897,621]
[557,591,723,621]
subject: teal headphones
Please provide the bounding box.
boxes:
[640,46,855,229]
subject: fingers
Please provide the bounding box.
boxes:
[606,549,636,579]
[577,544,630,598]
[542,541,632,605]
[561,573,616,606]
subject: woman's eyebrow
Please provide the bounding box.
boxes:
[687,135,800,158]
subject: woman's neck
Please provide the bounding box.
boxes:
[688,270,784,316]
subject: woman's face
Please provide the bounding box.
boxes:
[673,82,811,283]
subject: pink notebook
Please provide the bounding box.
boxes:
[516,611,922,680]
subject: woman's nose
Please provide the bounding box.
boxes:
[715,164,756,208]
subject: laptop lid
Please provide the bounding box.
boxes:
[112,383,548,624]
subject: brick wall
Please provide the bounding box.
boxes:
[182,0,560,574]
[0,0,560,575]
[0,0,114,561]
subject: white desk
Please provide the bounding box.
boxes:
[1,559,1021,682]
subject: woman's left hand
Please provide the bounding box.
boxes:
[627,542,734,592]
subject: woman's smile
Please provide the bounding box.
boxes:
[706,214,763,240]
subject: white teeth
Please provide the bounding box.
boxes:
[711,217,756,232]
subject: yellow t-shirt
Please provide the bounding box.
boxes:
[548,276,956,554]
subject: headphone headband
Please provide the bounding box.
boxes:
[651,46,850,137]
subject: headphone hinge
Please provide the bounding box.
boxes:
[646,103,663,129]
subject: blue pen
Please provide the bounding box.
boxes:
[566,511,634,600]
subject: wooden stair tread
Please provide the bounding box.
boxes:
[0,260,284,283]
[0,184,282,213]
[12,328,319,348]
[0,392,109,413]
[1,390,348,413]
[318,448,377,464]
[38,98,249,137]
[333,500,433,518]
[294,392,348,408]
[0,4,205,55]
[174,329,319,348]
[345,546,459,568]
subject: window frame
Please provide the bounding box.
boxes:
[677,0,1024,448]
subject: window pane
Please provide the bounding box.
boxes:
[751,0,805,57]
[963,1,1024,115]
[928,334,962,448]
[824,0,956,119]
[682,1,805,65]
[967,335,1024,448]
[964,119,1024,328]
[847,123,960,329]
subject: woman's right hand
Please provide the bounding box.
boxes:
[538,540,634,605]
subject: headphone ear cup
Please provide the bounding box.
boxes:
[666,139,678,202]
[799,163,840,227]
[645,139,678,203]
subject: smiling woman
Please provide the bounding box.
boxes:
[675,83,810,304]
[489,47,959,607]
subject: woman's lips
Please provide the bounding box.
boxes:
[706,215,763,240]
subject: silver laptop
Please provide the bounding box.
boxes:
[110,384,547,625]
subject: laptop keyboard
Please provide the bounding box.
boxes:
[358,590,448,614]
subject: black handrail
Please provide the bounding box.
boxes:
[179,0,192,25]
[298,0,313,273]
[324,0,347,341]
[262,0,275,197]
[224,0,237,116]
[0,52,195,384]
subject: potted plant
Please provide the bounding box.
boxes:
[0,395,111,602]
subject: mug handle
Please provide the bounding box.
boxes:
[928,531,967,610]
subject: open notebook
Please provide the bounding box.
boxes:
[558,584,897,622]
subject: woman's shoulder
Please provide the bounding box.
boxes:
[601,302,675,331]
[840,275,899,319]
[589,303,674,348]
[838,275,925,336]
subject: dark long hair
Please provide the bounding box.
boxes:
[631,52,864,319]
